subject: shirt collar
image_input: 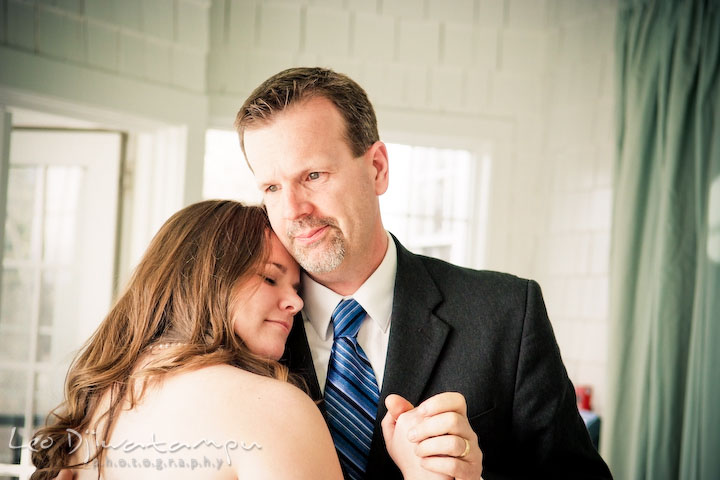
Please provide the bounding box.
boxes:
[301,232,397,340]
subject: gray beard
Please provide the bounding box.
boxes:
[292,230,346,274]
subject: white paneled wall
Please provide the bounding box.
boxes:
[539,1,615,415]
[2,0,209,93]
[209,0,542,116]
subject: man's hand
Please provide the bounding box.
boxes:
[381,392,483,480]
[382,395,450,479]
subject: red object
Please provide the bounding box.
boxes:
[576,385,593,410]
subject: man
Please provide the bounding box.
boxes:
[235,67,612,480]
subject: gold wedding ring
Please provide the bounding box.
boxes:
[458,437,471,458]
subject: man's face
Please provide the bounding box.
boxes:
[243,96,388,283]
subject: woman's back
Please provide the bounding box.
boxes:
[71,363,342,480]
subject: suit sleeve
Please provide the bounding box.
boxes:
[511,280,612,479]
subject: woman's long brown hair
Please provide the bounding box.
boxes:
[31,200,296,479]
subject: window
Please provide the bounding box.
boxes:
[381,143,487,267]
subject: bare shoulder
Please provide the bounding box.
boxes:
[160,364,313,413]
[155,365,343,479]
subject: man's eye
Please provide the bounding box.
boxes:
[307,172,320,180]
[266,185,279,193]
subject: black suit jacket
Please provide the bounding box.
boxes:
[282,237,612,479]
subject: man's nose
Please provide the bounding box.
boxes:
[282,185,312,220]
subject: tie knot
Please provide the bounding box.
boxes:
[331,298,366,339]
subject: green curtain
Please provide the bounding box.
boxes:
[604,0,720,478]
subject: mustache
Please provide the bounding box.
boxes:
[286,217,339,238]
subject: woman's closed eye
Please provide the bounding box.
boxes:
[261,275,277,286]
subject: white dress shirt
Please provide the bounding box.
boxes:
[301,232,397,392]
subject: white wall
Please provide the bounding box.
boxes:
[535,1,616,414]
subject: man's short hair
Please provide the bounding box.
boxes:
[234,67,379,159]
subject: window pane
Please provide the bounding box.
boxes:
[381,143,476,265]
[34,371,64,429]
[39,268,73,329]
[0,370,26,416]
[0,330,30,363]
[3,167,41,261]
[0,268,33,362]
[37,269,79,366]
[0,267,34,326]
[0,420,23,465]
[43,167,84,264]
[35,334,52,363]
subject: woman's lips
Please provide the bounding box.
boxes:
[266,319,292,333]
[292,225,329,246]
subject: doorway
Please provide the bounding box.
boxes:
[0,113,122,479]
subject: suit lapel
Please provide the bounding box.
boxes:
[365,237,450,478]
[282,312,323,404]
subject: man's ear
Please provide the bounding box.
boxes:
[367,141,389,195]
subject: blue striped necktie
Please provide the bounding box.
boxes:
[324,298,380,480]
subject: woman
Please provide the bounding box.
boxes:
[31,200,342,479]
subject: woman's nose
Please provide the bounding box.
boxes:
[282,290,303,314]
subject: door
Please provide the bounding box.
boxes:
[0,122,121,479]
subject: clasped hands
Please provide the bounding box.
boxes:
[381,392,483,480]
